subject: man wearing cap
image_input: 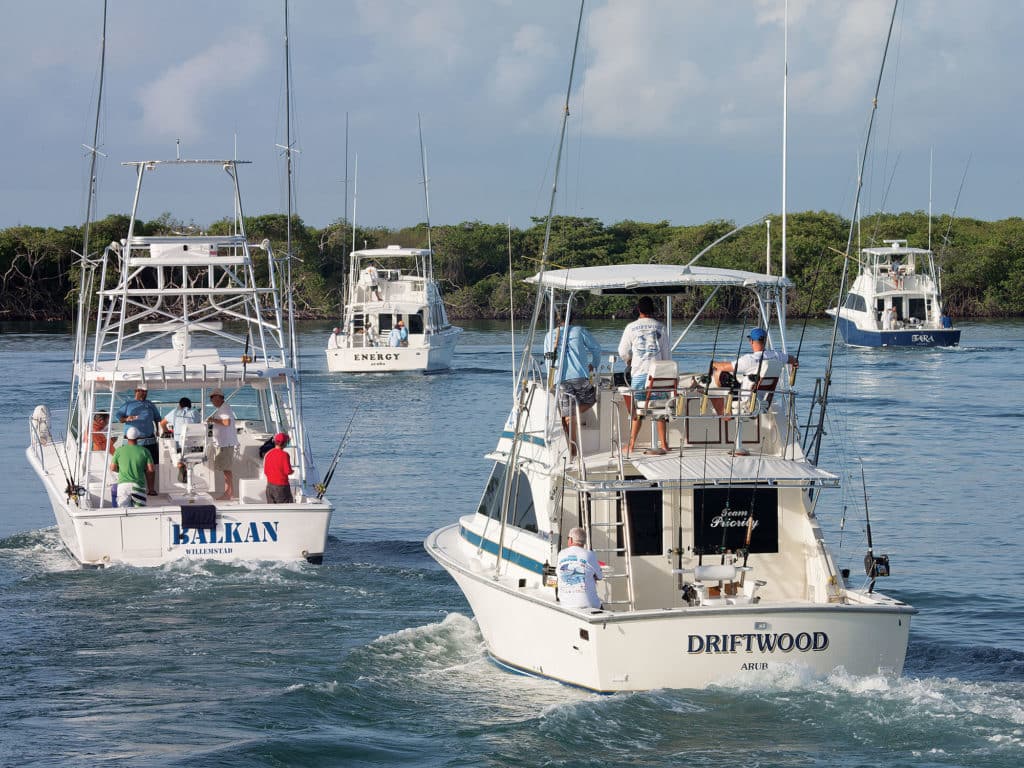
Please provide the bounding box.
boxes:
[263,432,295,503]
[207,389,239,500]
[110,427,154,507]
[712,327,797,399]
[115,386,161,495]
[328,327,341,349]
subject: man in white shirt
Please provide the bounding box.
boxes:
[556,527,603,610]
[712,328,797,412]
[206,388,239,500]
[617,296,671,455]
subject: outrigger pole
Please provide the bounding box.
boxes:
[494,0,586,579]
[68,0,109,491]
[808,0,899,466]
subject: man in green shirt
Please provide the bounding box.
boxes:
[110,427,155,507]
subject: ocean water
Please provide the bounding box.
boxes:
[1,320,1022,768]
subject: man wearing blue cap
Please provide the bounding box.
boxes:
[712,328,797,407]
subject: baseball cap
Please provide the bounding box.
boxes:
[748,328,767,342]
[125,427,140,440]
[273,432,290,445]
[210,388,224,398]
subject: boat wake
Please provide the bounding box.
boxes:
[0,527,78,572]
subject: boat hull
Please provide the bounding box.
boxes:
[28,447,331,567]
[426,524,913,692]
[836,316,960,347]
[325,328,461,373]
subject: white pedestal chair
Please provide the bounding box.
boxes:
[633,360,679,451]
[178,423,209,499]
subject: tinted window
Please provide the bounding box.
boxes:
[617,488,663,556]
[408,311,424,334]
[476,463,538,533]
[844,292,867,312]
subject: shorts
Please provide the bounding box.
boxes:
[213,446,235,471]
[557,378,597,417]
[117,482,147,508]
[143,442,159,465]
[631,372,670,399]
[266,483,294,504]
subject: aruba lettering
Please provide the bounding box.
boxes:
[687,631,829,654]
[171,521,280,546]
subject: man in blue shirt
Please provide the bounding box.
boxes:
[115,386,161,495]
[388,319,409,347]
[544,311,603,459]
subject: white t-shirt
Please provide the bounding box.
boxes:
[736,349,787,389]
[617,317,670,378]
[211,403,238,448]
[556,545,603,609]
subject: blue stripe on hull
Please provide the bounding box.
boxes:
[459,525,546,575]
[837,317,960,347]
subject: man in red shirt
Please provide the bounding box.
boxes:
[263,432,295,503]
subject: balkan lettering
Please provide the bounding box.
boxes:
[171,521,280,546]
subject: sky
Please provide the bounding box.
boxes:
[1,0,1022,234]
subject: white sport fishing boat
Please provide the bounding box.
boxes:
[26,158,333,567]
[827,239,960,347]
[325,245,462,373]
[425,0,913,691]
[425,263,914,691]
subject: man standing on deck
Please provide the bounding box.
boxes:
[110,427,154,507]
[115,386,161,495]
[388,319,408,348]
[263,432,295,503]
[544,311,602,459]
[207,388,238,501]
[556,527,603,610]
[617,296,671,455]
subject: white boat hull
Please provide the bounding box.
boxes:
[28,446,331,567]
[326,328,461,373]
[427,524,913,692]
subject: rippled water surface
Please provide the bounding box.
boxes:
[1,320,1022,767]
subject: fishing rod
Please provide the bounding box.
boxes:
[859,462,889,593]
[809,0,900,467]
[494,0,585,580]
[935,155,971,305]
[315,408,359,499]
[788,255,825,386]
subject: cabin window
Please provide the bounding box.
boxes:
[476,463,538,533]
[908,298,925,321]
[616,488,663,556]
[408,311,424,334]
[692,487,779,555]
[378,314,394,332]
[843,292,867,312]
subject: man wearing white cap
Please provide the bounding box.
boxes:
[114,385,161,495]
[110,427,154,507]
[207,388,238,500]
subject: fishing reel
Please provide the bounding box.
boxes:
[864,552,890,578]
[718,371,738,389]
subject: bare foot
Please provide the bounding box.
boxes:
[216,494,233,501]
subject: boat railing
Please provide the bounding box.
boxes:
[569,372,800,461]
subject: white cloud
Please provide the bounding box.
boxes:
[492,24,558,103]
[137,31,270,141]
[578,0,707,138]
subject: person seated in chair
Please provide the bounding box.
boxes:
[711,328,797,414]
